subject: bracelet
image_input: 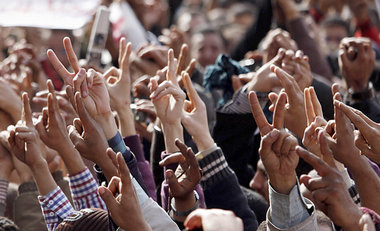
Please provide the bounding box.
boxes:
[170,190,200,217]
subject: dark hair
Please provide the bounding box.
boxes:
[322,16,351,35]
[0,217,19,231]
[192,25,228,47]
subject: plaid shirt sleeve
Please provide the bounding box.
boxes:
[38,187,75,231]
[68,167,106,211]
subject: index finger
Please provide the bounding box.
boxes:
[118,37,126,67]
[296,146,331,176]
[166,49,177,83]
[120,42,132,80]
[47,49,72,84]
[249,91,271,136]
[272,92,286,129]
[21,93,33,127]
[182,71,201,107]
[74,92,93,129]
[335,101,375,140]
[176,44,188,75]
[271,65,299,101]
[63,37,80,73]
[304,88,315,126]
[310,87,323,117]
[116,152,133,194]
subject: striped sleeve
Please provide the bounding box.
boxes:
[197,148,234,190]
[68,168,106,211]
[38,187,75,231]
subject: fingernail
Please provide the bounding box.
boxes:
[99,187,105,195]
[166,171,174,178]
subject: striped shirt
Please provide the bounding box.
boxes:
[38,168,106,231]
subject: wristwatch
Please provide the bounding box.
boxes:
[346,82,375,104]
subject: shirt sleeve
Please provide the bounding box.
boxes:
[268,183,312,229]
[108,131,148,194]
[38,187,75,231]
[68,168,106,211]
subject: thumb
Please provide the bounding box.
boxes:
[165,170,183,196]
[68,125,86,152]
[98,186,118,211]
[260,129,280,155]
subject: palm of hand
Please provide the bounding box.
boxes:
[156,95,184,124]
[84,76,111,117]
[14,129,42,167]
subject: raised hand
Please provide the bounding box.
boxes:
[281,50,313,91]
[339,37,375,92]
[323,100,380,213]
[296,146,363,231]
[67,91,116,180]
[184,209,243,231]
[98,150,151,231]
[181,72,214,151]
[35,80,70,151]
[302,87,327,158]
[268,65,307,138]
[159,139,202,199]
[8,93,44,168]
[335,101,380,164]
[149,49,186,152]
[249,91,298,194]
[35,80,85,175]
[47,37,81,86]
[103,38,133,110]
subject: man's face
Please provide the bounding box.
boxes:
[249,160,269,202]
[324,25,348,54]
[191,32,225,68]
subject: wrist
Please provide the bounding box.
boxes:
[96,111,118,140]
[117,106,137,137]
[193,133,215,152]
[30,160,48,173]
[269,173,297,195]
[162,122,183,153]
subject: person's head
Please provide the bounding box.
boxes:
[322,17,350,54]
[176,10,208,35]
[55,208,108,231]
[249,159,269,202]
[0,216,19,231]
[190,26,227,68]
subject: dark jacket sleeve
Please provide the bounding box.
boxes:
[287,18,333,80]
[124,135,157,201]
[230,0,273,61]
[198,148,258,231]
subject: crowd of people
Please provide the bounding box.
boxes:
[0,0,380,230]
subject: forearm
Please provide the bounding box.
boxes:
[31,161,58,196]
[59,144,87,175]
[348,157,380,214]
[162,122,183,153]
[117,105,137,137]
[287,18,333,79]
[96,111,119,140]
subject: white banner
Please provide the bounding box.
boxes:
[0,0,100,29]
